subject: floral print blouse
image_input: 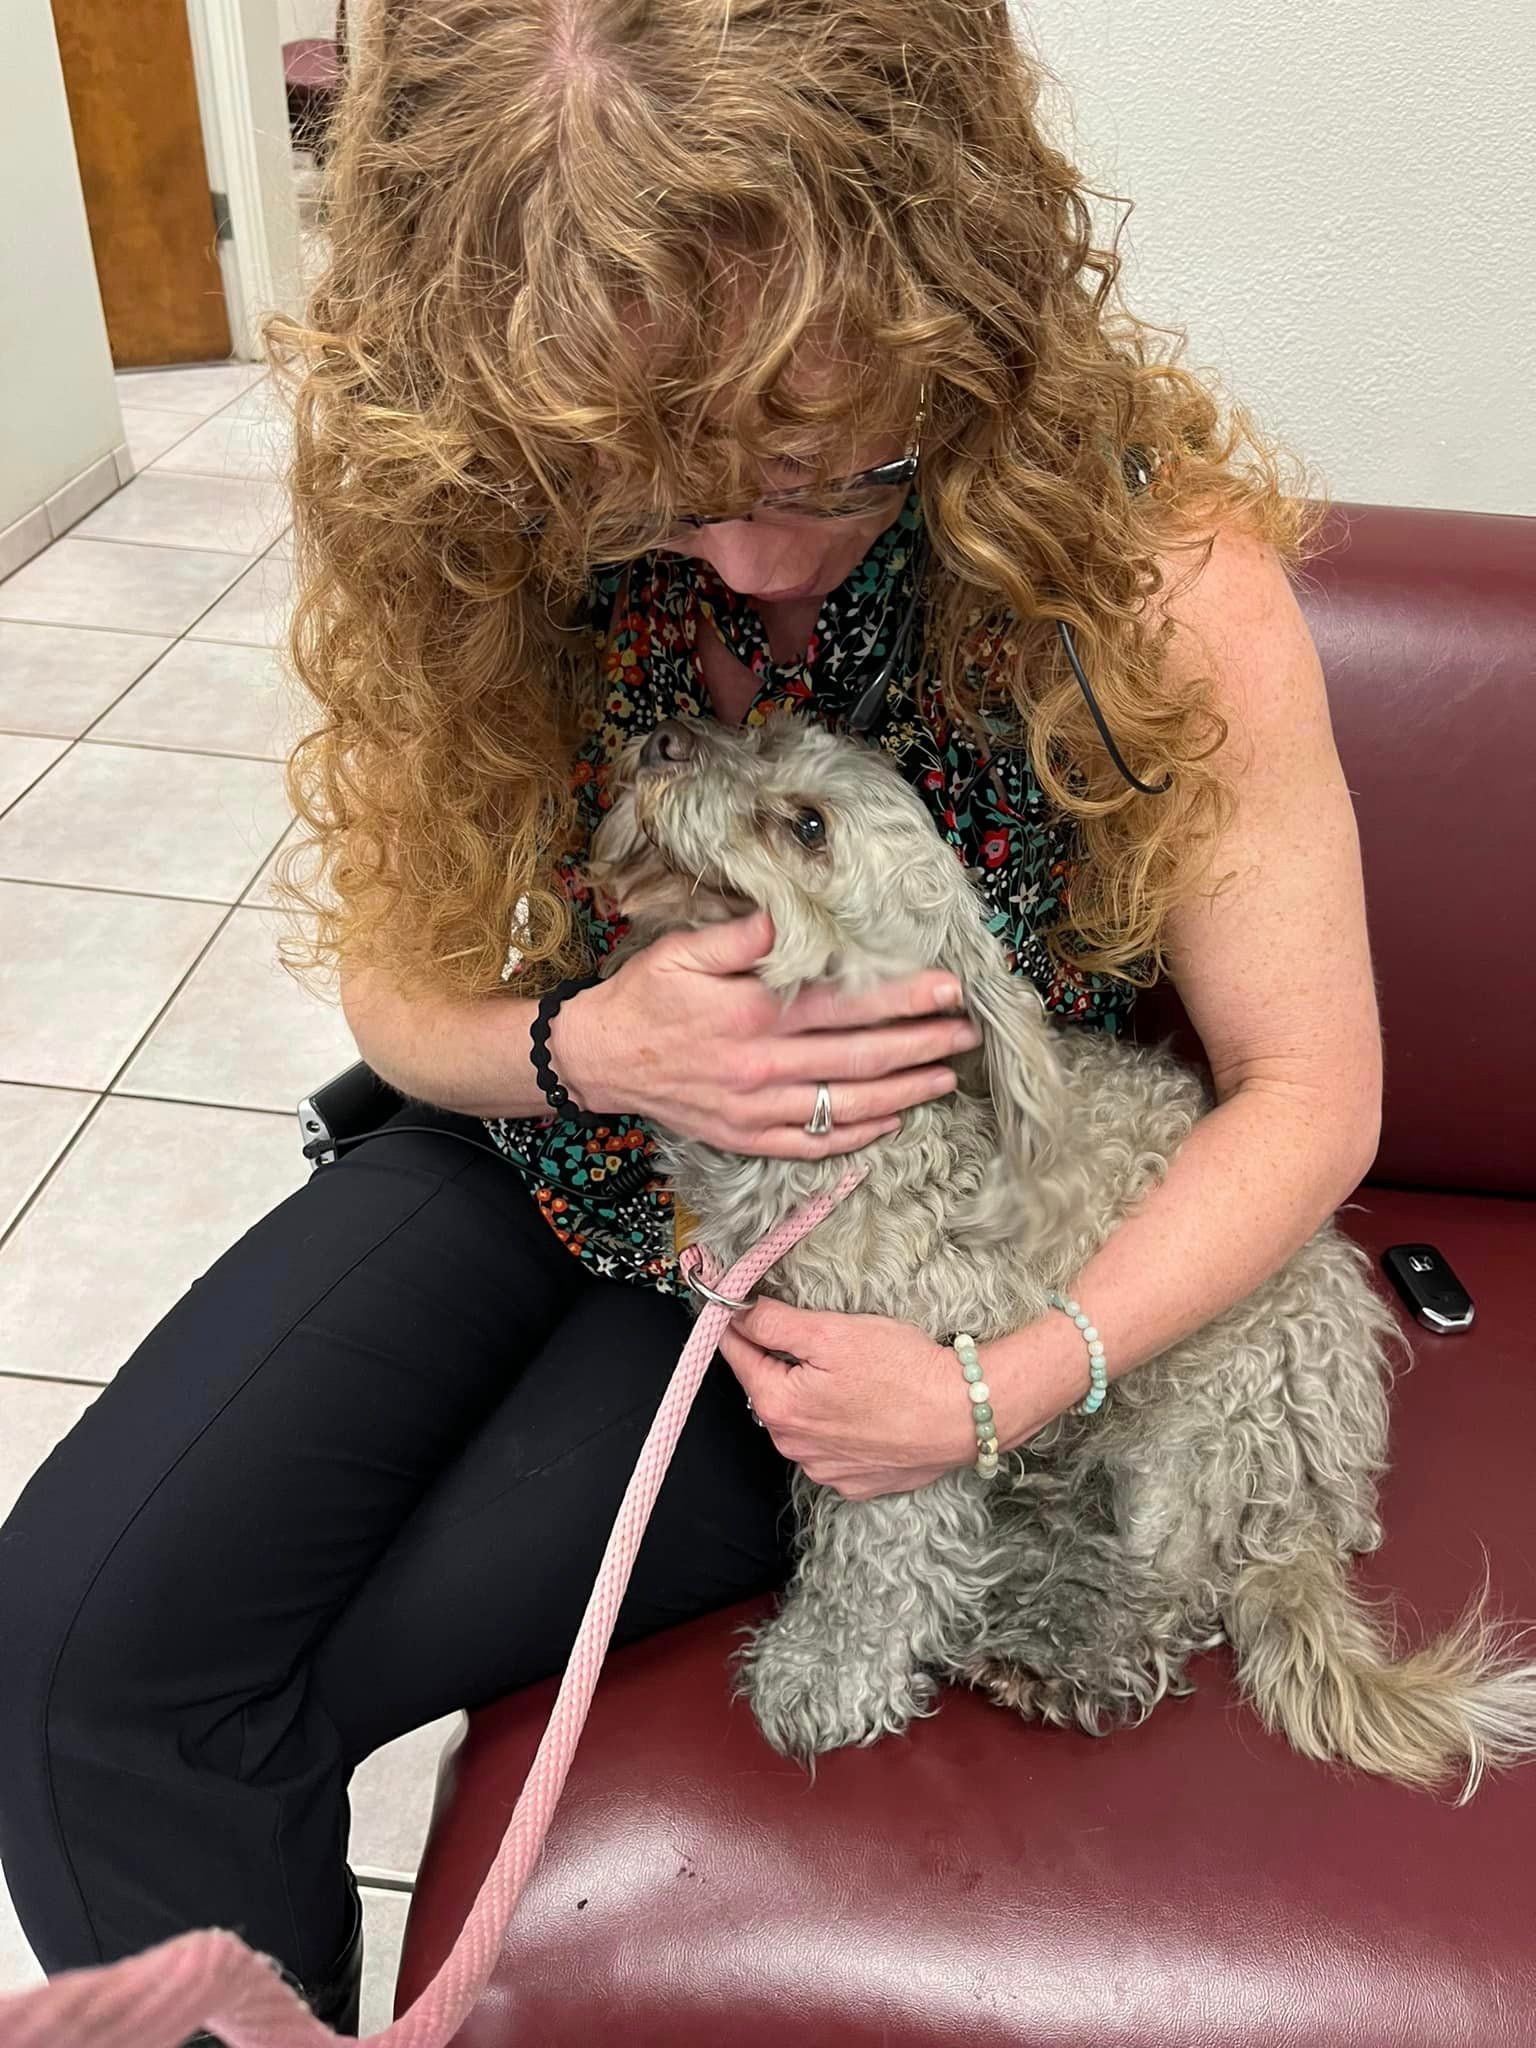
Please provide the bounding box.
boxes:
[485,488,1138,1294]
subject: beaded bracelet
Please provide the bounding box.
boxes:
[952,1333,1001,1479]
[1046,1290,1109,1415]
[528,973,606,1127]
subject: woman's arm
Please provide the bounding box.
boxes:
[341,919,979,1141]
[982,519,1384,1441]
[340,964,550,1118]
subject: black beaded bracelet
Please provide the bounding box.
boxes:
[529,973,607,1126]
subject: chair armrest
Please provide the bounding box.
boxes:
[297,1060,406,1165]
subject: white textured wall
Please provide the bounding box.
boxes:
[1017,0,1536,514]
[276,0,334,42]
[0,0,123,530]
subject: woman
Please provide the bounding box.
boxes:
[0,0,1381,2031]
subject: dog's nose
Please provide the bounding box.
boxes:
[640,720,696,769]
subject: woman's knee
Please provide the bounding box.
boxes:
[0,1393,108,1665]
[0,1439,344,1975]
[0,1421,153,1920]
[0,1427,331,1903]
[0,1412,194,1744]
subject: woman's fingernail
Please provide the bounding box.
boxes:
[930,1068,958,1094]
[936,981,963,1010]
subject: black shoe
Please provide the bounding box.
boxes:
[181,1877,364,2046]
[309,1877,364,2036]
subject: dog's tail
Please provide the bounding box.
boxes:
[1224,1536,1536,1800]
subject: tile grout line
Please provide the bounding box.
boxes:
[159,630,289,652]
[3,365,274,571]
[0,619,283,651]
[2,1078,291,1120]
[141,465,288,486]
[0,729,284,762]
[0,872,278,909]
[0,602,289,763]
[0,533,290,718]
[0,619,175,642]
[0,1367,128,1395]
[0,892,249,1253]
[91,364,291,541]
[113,371,271,423]
[0,1076,104,1101]
[0,735,78,826]
[4,367,288,618]
[109,1087,307,1118]
[0,371,301,1255]
[0,863,276,1258]
[130,381,292,481]
[0,671,286,825]
[108,528,287,646]
[0,743,74,827]
[126,368,279,435]
[0,505,292,848]
[36,531,275,561]
[13,732,285,768]
[81,514,294,768]
[115,406,205,478]
[68,642,174,744]
[116,406,222,423]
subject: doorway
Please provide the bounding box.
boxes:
[50,0,232,366]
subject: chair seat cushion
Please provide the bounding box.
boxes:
[283,37,341,90]
[397,1187,1536,2047]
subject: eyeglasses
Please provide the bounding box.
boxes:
[675,386,927,529]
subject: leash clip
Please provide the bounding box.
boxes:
[683,1268,753,1312]
[677,1242,752,1312]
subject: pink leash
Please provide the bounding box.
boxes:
[0,1168,864,2048]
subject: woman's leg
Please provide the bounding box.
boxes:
[0,1109,791,2002]
[0,1115,586,1986]
[310,1275,794,1765]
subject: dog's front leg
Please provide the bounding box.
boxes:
[738,1470,1000,1761]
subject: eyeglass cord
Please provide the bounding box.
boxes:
[847,532,1170,795]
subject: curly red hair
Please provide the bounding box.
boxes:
[267,0,1327,998]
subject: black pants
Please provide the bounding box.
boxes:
[0,1109,793,1988]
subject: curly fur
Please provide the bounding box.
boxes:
[590,717,1536,1798]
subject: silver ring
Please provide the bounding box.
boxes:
[803,1082,834,1138]
[746,1398,767,1429]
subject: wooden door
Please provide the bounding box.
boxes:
[50,0,231,367]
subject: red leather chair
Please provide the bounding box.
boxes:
[396,503,1536,2047]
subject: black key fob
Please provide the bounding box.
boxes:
[1381,1244,1475,1333]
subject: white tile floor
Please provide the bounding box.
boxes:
[0,362,460,2023]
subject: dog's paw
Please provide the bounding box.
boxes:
[738,1623,939,1761]
[961,1655,1188,1736]
[961,1657,1078,1728]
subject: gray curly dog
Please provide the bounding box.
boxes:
[590,715,1536,1797]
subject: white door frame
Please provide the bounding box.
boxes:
[185,0,305,359]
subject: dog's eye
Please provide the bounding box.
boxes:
[791,807,827,849]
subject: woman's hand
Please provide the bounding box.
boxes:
[557,910,981,1158]
[718,1298,1064,1500]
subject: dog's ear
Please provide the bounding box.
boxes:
[936,896,1076,1246]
